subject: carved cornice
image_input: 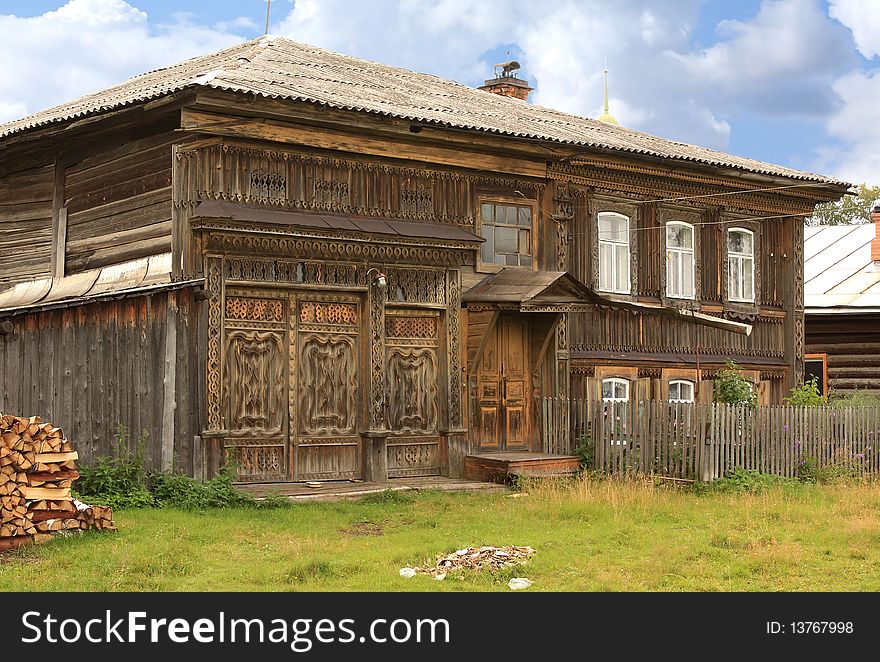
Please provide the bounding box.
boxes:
[203,229,475,266]
[549,162,816,215]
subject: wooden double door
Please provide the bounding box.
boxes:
[477,315,532,451]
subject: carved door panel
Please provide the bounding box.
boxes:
[293,295,362,480]
[501,317,529,450]
[385,311,441,477]
[222,295,288,482]
[477,316,531,452]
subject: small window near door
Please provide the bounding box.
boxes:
[668,380,695,403]
[805,354,828,396]
[480,202,533,267]
[602,378,630,402]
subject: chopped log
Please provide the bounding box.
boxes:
[0,535,33,551]
[19,487,71,501]
[34,451,78,463]
[29,510,79,522]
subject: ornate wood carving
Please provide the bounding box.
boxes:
[386,348,438,433]
[298,334,357,435]
[386,440,440,478]
[226,331,285,433]
[249,171,287,203]
[793,219,805,386]
[179,143,544,224]
[369,279,387,430]
[638,367,662,379]
[206,233,474,267]
[386,316,438,339]
[386,268,446,304]
[205,256,223,431]
[446,270,463,429]
[226,297,284,323]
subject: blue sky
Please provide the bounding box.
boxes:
[1,0,878,185]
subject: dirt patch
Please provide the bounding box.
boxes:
[341,521,385,537]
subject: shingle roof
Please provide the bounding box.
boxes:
[804,225,880,311]
[0,35,846,185]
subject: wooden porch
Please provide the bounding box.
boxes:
[235,476,509,502]
[464,452,581,483]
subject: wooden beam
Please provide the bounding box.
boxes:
[51,155,66,278]
[180,109,548,179]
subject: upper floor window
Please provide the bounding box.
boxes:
[668,380,695,403]
[728,228,755,302]
[598,212,630,293]
[480,202,533,267]
[602,378,630,402]
[666,221,695,299]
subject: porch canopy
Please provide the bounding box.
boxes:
[463,268,752,336]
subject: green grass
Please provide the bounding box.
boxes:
[3,477,880,591]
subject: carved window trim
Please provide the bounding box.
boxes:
[727,227,756,303]
[602,377,630,402]
[720,215,762,312]
[665,220,696,300]
[597,211,631,294]
[591,197,638,297]
[476,196,538,273]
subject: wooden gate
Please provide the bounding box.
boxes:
[384,310,442,477]
[222,292,289,482]
[292,292,363,481]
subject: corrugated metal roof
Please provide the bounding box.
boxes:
[0,36,845,185]
[804,225,880,311]
[0,253,175,314]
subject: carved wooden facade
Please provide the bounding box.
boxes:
[0,42,848,481]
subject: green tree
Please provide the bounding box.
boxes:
[713,360,758,407]
[809,183,880,226]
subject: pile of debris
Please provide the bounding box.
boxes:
[0,416,115,552]
[401,545,536,580]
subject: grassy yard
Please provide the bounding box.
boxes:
[2,477,880,591]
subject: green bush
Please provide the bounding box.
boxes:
[713,360,758,407]
[785,376,827,407]
[76,428,290,510]
[694,468,798,494]
[77,426,156,508]
[575,433,595,470]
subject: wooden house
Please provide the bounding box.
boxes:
[0,36,849,482]
[804,209,880,398]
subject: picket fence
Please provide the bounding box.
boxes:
[542,398,880,481]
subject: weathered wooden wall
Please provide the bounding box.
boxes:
[65,129,176,273]
[0,290,200,472]
[806,314,880,396]
[0,164,54,285]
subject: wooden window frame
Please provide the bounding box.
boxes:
[666,220,696,300]
[597,211,631,294]
[476,197,538,273]
[668,379,695,403]
[804,353,829,396]
[602,377,630,402]
[727,227,756,303]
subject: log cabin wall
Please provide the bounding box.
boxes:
[0,289,201,474]
[64,126,177,274]
[805,314,880,397]
[0,163,54,285]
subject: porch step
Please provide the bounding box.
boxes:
[464,453,581,483]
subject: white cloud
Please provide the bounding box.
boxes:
[814,69,880,185]
[829,0,880,59]
[668,0,855,118]
[0,0,246,123]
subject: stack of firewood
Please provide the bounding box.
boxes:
[0,415,115,552]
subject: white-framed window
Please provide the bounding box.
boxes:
[728,228,755,302]
[602,378,630,402]
[480,202,533,267]
[598,212,630,293]
[666,221,695,299]
[668,380,695,403]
